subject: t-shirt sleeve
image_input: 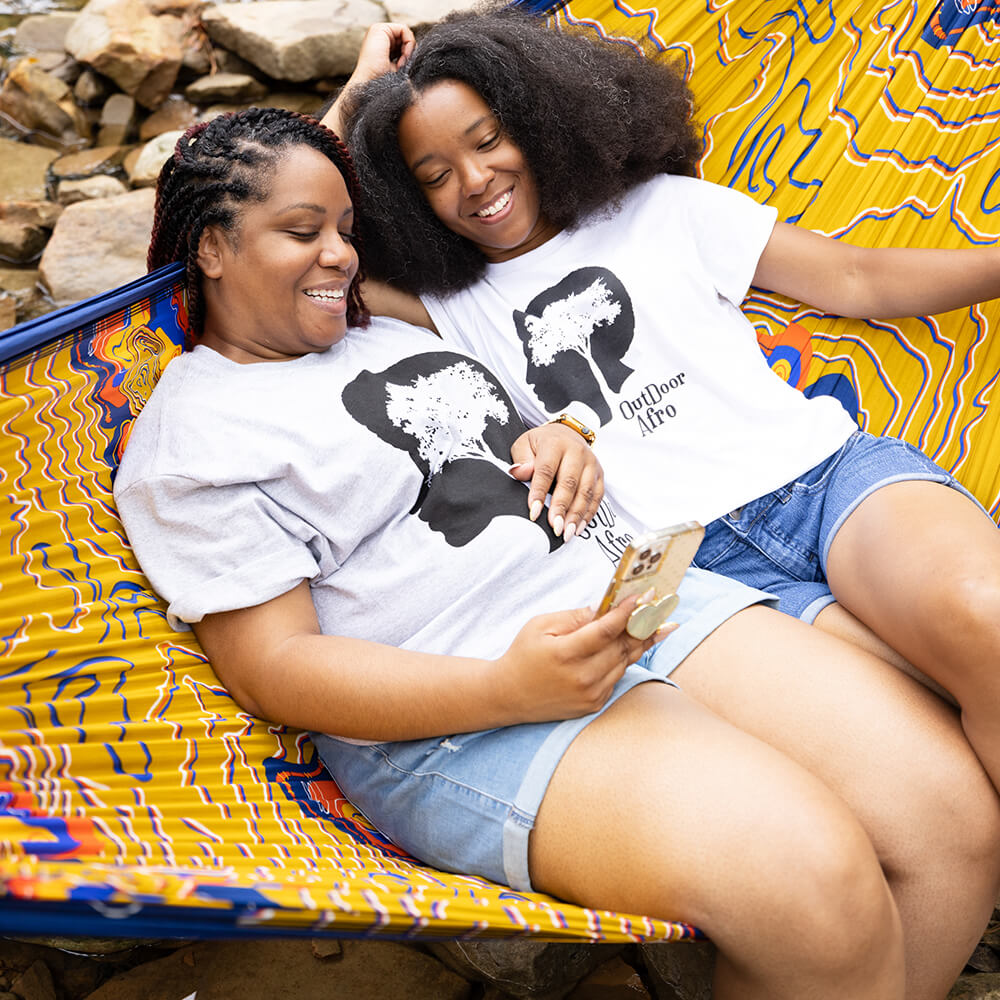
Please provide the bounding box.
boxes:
[671,176,779,308]
[116,473,320,630]
[421,291,476,351]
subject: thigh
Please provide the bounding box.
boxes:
[825,479,1000,694]
[528,681,883,935]
[672,604,998,869]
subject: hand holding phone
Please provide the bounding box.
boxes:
[597,521,704,639]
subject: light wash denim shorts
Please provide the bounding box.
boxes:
[312,566,771,892]
[692,430,986,622]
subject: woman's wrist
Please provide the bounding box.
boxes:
[547,413,596,446]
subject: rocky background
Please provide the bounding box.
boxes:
[0,0,480,330]
[2,0,1000,995]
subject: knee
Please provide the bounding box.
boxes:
[940,572,1000,650]
[775,822,902,979]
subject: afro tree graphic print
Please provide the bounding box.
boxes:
[342,351,562,549]
[513,267,635,426]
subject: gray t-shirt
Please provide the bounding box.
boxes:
[114,317,636,663]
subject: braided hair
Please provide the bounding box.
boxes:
[148,107,370,347]
[343,7,702,296]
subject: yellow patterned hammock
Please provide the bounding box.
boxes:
[2,0,999,941]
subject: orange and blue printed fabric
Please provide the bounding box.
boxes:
[0,264,702,940]
[3,0,1000,941]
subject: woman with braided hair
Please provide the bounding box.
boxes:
[114,106,997,1000]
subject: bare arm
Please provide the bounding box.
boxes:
[320,22,415,137]
[360,276,437,332]
[192,580,659,742]
[754,221,1000,319]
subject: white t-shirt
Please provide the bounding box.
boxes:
[423,175,859,529]
[114,317,638,664]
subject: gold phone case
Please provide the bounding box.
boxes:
[597,521,705,639]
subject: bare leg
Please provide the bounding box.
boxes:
[673,605,1000,1000]
[529,681,905,1000]
[825,480,1000,788]
[814,601,957,703]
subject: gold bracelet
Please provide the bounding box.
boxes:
[548,413,596,446]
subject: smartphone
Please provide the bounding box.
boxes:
[596,521,705,639]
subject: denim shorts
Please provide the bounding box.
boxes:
[312,566,771,892]
[692,430,986,622]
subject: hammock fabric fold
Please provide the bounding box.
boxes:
[1,0,998,940]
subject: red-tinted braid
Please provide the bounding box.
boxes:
[146,108,371,349]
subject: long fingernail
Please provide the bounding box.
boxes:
[639,587,655,604]
[563,521,577,543]
[529,500,543,522]
[552,514,564,536]
[509,463,524,473]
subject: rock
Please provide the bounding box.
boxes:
[428,941,626,1000]
[9,960,56,1000]
[567,952,651,999]
[949,973,1000,999]
[12,12,78,54]
[383,0,482,30]
[0,294,16,332]
[78,939,472,1000]
[97,93,137,146]
[39,187,155,307]
[65,0,183,110]
[74,68,112,107]
[126,130,183,187]
[0,200,62,230]
[0,137,59,201]
[14,50,82,87]
[50,145,129,182]
[0,266,44,315]
[0,60,91,150]
[58,174,129,205]
[0,216,48,263]
[638,942,714,1000]
[200,0,383,82]
[262,91,324,116]
[184,72,269,105]
[139,95,198,139]
[213,48,259,77]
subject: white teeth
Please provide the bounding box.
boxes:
[476,191,511,217]
[305,289,345,301]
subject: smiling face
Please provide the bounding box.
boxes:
[397,79,560,263]
[197,144,359,363]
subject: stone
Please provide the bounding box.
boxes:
[0,219,47,263]
[949,973,1000,999]
[638,942,714,1000]
[0,200,62,230]
[58,174,129,205]
[12,12,77,54]
[428,941,627,1000]
[200,0,383,83]
[383,0,482,29]
[78,939,472,1000]
[184,72,269,105]
[97,93,137,146]
[74,67,111,107]
[0,137,59,201]
[262,91,325,116]
[213,48,258,77]
[65,0,183,109]
[9,961,56,1000]
[139,96,198,140]
[39,187,155,308]
[126,130,184,187]
[0,266,44,314]
[567,952,652,999]
[50,145,129,182]
[13,50,81,87]
[0,294,16,332]
[0,60,91,151]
